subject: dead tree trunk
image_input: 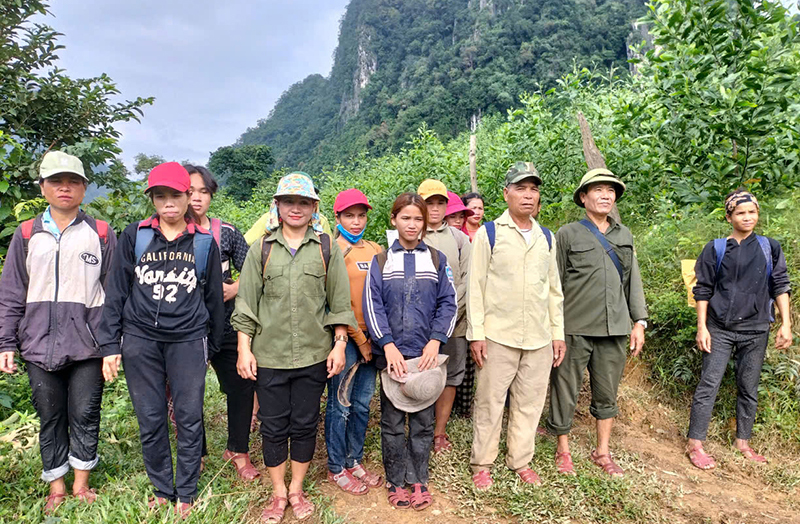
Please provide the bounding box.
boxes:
[469,134,478,193]
[578,112,621,224]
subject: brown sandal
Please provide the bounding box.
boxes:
[409,483,433,511]
[261,496,288,524]
[328,469,368,495]
[590,449,624,477]
[287,492,315,521]
[347,463,382,488]
[223,449,261,481]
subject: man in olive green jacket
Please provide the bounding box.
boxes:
[546,168,647,477]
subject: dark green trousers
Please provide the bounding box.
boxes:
[546,334,627,435]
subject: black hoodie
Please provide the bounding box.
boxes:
[99,216,224,356]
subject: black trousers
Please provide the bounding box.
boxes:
[123,334,207,503]
[27,359,104,482]
[380,386,435,487]
[688,326,769,441]
[256,361,327,467]
[210,332,255,453]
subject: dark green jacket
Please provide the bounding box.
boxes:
[556,216,648,337]
[231,227,357,369]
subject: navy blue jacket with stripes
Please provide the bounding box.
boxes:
[363,240,457,359]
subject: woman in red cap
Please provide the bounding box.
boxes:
[443,191,474,231]
[98,162,225,518]
[324,188,384,495]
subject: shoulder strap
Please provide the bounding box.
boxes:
[579,219,624,282]
[134,223,155,263]
[261,237,274,274]
[319,233,331,277]
[20,219,35,258]
[375,250,389,273]
[756,235,772,278]
[485,221,496,252]
[713,238,727,274]
[540,225,552,251]
[193,231,213,283]
[429,246,440,269]
[210,218,222,246]
[95,220,109,243]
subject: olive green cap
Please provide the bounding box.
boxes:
[573,168,626,207]
[505,161,542,187]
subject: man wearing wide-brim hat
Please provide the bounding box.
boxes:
[467,162,566,490]
[545,168,648,477]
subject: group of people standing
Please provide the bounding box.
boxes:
[0,151,791,521]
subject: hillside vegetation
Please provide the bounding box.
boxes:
[233,0,647,172]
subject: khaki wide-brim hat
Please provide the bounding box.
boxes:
[573,168,626,207]
[380,354,449,413]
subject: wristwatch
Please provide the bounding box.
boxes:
[636,320,648,329]
[334,334,349,343]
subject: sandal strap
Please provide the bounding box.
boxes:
[591,451,624,474]
[261,496,288,524]
[472,470,493,489]
[287,492,314,519]
[409,484,432,508]
[387,485,410,507]
[329,470,368,494]
[516,468,542,484]
[347,464,382,487]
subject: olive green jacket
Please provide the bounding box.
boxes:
[556,215,648,337]
[231,227,357,369]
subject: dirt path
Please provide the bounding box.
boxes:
[302,364,799,524]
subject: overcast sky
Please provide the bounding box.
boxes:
[42,0,349,170]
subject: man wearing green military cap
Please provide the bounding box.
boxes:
[545,168,648,477]
[467,161,565,490]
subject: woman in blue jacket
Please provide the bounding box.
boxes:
[363,192,456,510]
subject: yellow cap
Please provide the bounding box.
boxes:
[417,179,448,200]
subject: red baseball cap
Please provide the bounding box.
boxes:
[334,188,372,213]
[145,162,191,193]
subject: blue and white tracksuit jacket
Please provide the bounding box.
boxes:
[363,240,457,358]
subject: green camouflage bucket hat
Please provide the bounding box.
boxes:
[273,171,320,201]
[573,168,626,207]
[505,161,543,187]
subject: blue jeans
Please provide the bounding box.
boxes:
[325,340,377,474]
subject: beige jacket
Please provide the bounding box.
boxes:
[467,210,564,349]
[424,223,471,337]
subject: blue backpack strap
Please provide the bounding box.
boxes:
[579,219,623,282]
[134,223,155,263]
[485,221,496,252]
[193,231,213,283]
[713,238,727,274]
[756,235,775,322]
[539,225,552,251]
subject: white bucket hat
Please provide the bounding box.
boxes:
[380,354,449,413]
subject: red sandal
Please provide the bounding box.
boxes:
[516,468,542,485]
[555,451,576,475]
[44,492,66,514]
[222,449,261,481]
[591,449,624,477]
[736,446,767,464]
[472,470,493,491]
[148,496,171,510]
[687,446,716,470]
[328,469,368,495]
[387,484,411,509]
[433,434,452,453]
[287,492,315,521]
[347,463,382,488]
[409,483,433,511]
[261,496,288,524]
[74,486,98,504]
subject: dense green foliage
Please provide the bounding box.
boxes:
[235,0,647,172]
[207,144,275,201]
[0,0,153,258]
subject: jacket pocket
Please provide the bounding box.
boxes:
[72,316,95,351]
[263,265,287,297]
[302,263,326,298]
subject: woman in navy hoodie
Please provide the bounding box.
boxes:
[99,163,224,518]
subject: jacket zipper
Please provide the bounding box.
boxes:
[46,222,76,371]
[86,322,99,349]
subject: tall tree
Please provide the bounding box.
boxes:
[0,0,153,255]
[208,144,274,201]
